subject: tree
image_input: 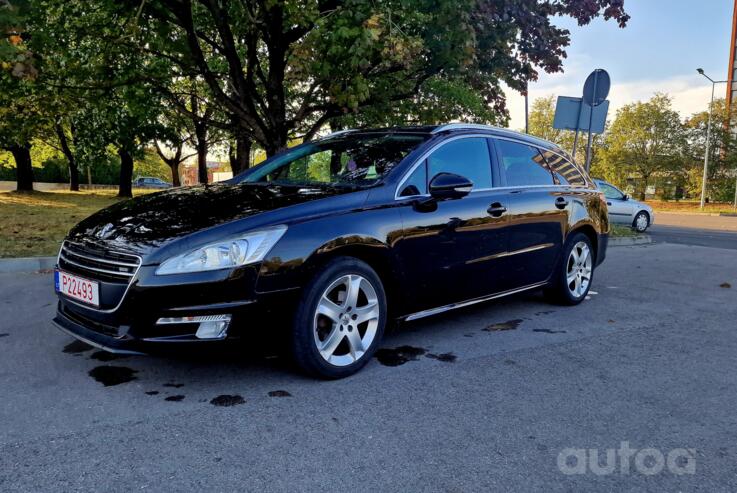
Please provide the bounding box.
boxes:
[684,99,737,202]
[598,94,686,199]
[0,0,46,191]
[126,0,628,155]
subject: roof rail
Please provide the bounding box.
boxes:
[431,123,505,134]
[320,129,357,139]
[432,122,561,150]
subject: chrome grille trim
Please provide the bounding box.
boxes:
[56,240,143,314]
[59,252,135,278]
[62,248,139,268]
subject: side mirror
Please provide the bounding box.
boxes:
[428,173,473,200]
[623,194,629,201]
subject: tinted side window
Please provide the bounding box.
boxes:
[427,138,492,189]
[399,161,427,196]
[496,140,554,187]
[542,150,586,186]
[599,182,623,200]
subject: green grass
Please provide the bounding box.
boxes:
[0,190,125,258]
[646,199,737,214]
[610,224,637,237]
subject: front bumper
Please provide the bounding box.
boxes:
[53,263,300,354]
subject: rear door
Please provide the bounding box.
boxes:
[493,139,567,288]
[396,136,511,312]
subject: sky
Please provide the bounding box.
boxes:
[504,0,735,130]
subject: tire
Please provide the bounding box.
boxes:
[633,211,650,232]
[544,232,594,306]
[291,257,387,379]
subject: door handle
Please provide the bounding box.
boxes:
[555,197,569,209]
[487,202,507,217]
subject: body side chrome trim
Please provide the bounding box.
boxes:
[466,243,554,265]
[402,281,548,322]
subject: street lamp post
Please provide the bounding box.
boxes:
[697,69,727,209]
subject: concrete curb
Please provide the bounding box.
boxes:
[0,257,56,273]
[609,235,652,247]
[656,210,737,217]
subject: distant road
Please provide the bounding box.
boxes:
[649,212,737,250]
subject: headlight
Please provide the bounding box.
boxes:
[155,225,287,275]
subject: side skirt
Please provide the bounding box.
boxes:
[401,281,549,322]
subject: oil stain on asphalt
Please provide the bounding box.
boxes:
[210,395,245,407]
[165,395,185,402]
[374,346,427,366]
[88,366,137,386]
[483,319,523,332]
[425,352,457,363]
[533,328,567,334]
[0,333,8,338]
[268,390,292,397]
[145,391,160,396]
[63,340,93,354]
[163,383,185,388]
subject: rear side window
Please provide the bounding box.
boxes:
[496,140,554,186]
[542,150,587,187]
[427,138,492,189]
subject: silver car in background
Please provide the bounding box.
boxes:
[595,179,654,232]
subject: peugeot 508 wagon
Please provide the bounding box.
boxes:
[53,123,609,378]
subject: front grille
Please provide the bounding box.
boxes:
[61,303,120,337]
[58,241,141,283]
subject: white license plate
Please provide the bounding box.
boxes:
[55,270,100,307]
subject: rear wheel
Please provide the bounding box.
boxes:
[633,211,649,232]
[545,232,594,305]
[291,257,386,378]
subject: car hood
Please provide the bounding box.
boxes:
[67,183,358,255]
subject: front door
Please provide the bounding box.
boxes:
[396,137,510,313]
[598,182,633,224]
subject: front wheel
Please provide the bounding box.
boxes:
[544,233,594,305]
[291,257,387,379]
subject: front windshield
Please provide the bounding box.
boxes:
[238,134,428,187]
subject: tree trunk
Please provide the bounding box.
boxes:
[229,133,251,174]
[640,175,649,201]
[9,144,34,192]
[55,122,79,191]
[169,162,181,187]
[195,125,208,184]
[117,148,134,198]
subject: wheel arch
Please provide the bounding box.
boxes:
[300,238,403,316]
[568,223,599,263]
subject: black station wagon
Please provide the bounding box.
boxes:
[53,124,609,378]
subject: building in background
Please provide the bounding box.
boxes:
[181,160,233,185]
[728,0,737,112]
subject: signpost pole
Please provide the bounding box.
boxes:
[571,99,582,161]
[584,72,599,172]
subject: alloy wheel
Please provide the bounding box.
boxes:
[313,274,380,367]
[566,241,593,298]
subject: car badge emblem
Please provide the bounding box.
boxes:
[96,223,114,239]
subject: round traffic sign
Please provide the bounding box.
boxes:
[582,69,610,107]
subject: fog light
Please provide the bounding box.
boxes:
[156,314,232,340]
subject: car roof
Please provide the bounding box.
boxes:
[322,124,563,152]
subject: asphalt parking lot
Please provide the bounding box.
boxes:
[1,223,736,491]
